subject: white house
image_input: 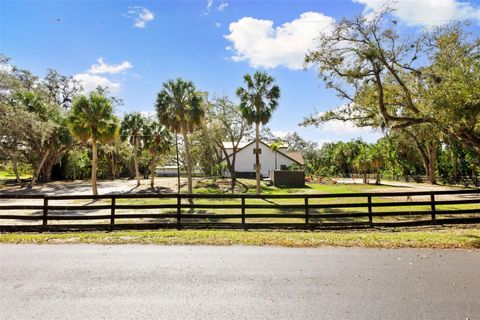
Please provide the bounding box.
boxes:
[155,165,178,177]
[220,140,304,178]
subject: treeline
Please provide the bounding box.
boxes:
[294,135,479,186]
[0,61,175,191]
[300,7,479,185]
[0,55,280,194]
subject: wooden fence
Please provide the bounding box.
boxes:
[0,189,479,232]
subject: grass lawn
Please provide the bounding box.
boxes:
[0,171,31,180]
[193,178,385,195]
[6,179,478,224]
[108,180,478,224]
[2,178,478,226]
[1,227,480,249]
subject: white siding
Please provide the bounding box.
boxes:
[223,142,297,177]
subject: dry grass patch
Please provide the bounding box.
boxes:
[1,226,480,249]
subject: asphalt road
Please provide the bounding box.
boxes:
[1,245,479,320]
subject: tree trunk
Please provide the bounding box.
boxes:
[175,134,180,194]
[255,122,261,195]
[150,150,157,189]
[427,162,436,184]
[91,137,98,195]
[415,143,430,182]
[38,145,68,182]
[30,150,50,187]
[426,141,437,184]
[409,132,437,184]
[11,155,22,186]
[229,165,236,193]
[219,143,237,193]
[229,149,236,193]
[183,133,193,194]
[41,161,53,183]
[472,164,479,186]
[111,152,116,180]
[133,139,140,187]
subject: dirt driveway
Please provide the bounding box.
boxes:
[0,177,478,200]
[0,177,185,196]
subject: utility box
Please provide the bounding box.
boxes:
[270,170,305,187]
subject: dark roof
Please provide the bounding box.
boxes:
[285,152,304,165]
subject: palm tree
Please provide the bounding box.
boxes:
[236,71,280,194]
[68,93,119,195]
[155,78,204,194]
[143,120,172,188]
[121,113,145,187]
[353,145,371,184]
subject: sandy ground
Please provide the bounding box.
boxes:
[0,177,184,196]
[0,177,475,196]
[0,177,478,205]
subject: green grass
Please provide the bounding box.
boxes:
[306,183,387,193]
[192,178,385,195]
[110,182,479,224]
[1,228,480,248]
[0,171,31,180]
[10,180,476,224]
[3,179,478,225]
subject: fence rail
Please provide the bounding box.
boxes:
[0,189,479,232]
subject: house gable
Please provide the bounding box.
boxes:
[221,140,302,165]
[220,140,303,177]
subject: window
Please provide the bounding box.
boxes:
[253,148,262,154]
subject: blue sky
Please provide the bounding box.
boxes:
[1,0,479,145]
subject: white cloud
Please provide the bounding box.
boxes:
[307,110,380,140]
[205,0,228,14]
[124,6,154,28]
[224,12,334,70]
[73,73,121,93]
[88,57,133,75]
[207,0,214,10]
[0,63,13,74]
[139,111,156,119]
[354,0,480,27]
[215,22,221,28]
[217,1,228,11]
[315,120,382,143]
[315,138,333,147]
[74,57,133,93]
[317,119,377,135]
[271,130,290,138]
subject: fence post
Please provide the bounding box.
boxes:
[42,197,48,226]
[304,196,309,225]
[430,193,436,221]
[110,196,116,226]
[367,195,373,227]
[241,196,246,229]
[177,195,182,229]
